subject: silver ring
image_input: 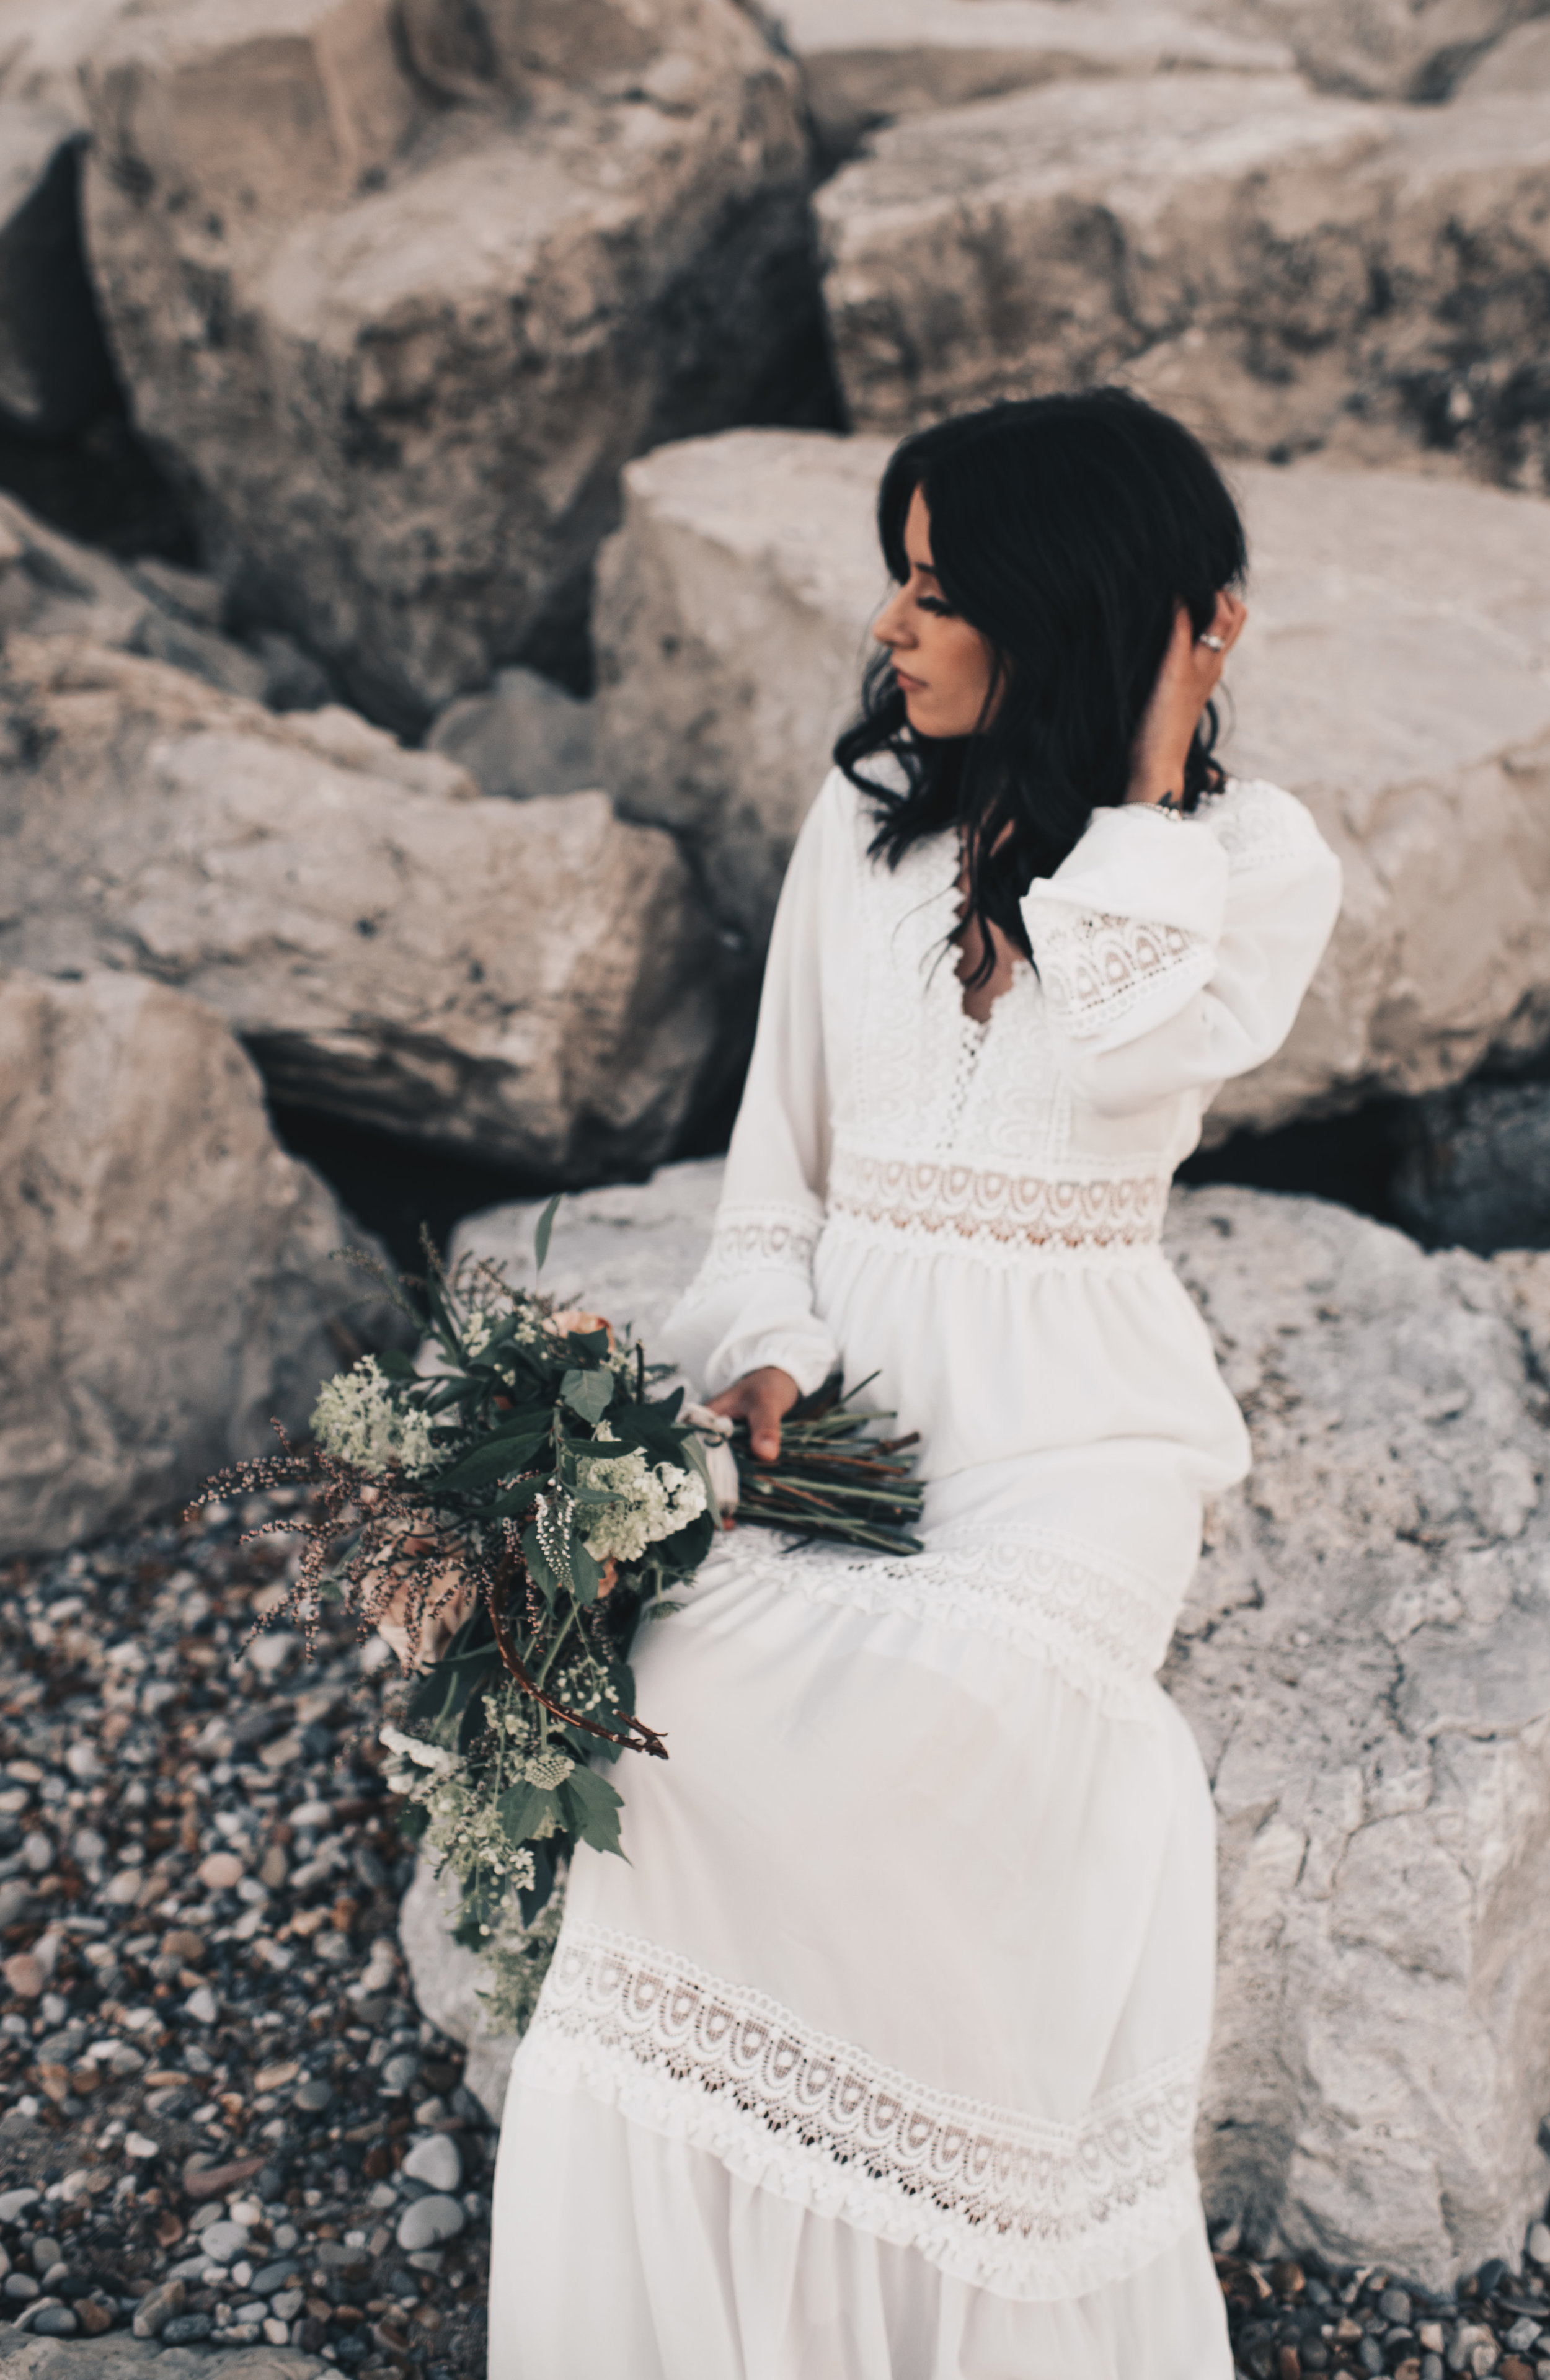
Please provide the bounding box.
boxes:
[1198,633,1225,652]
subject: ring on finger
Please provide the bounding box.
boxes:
[1198,632,1226,652]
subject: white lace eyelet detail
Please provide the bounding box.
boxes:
[517,1921,1207,2301]
[824,1145,1169,1274]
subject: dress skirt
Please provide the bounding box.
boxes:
[487,1460,1234,2380]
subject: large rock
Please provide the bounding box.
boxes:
[1164,1184,1550,2286]
[0,1,130,435]
[764,0,1287,166]
[815,69,1550,492]
[595,427,1550,1132]
[399,1860,518,2123]
[1220,0,1550,100]
[0,637,723,1173]
[595,429,892,946]
[427,664,597,804]
[78,0,824,729]
[0,963,404,1556]
[403,1158,1550,2283]
[1390,1073,1550,1251]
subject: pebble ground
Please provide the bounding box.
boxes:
[4,1490,1550,2380]
[0,1490,492,2380]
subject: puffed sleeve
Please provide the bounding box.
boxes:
[1019,778,1342,1117]
[663,774,844,1398]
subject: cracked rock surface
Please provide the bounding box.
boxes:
[1165,1184,1550,2286]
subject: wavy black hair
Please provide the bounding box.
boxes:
[833,388,1247,986]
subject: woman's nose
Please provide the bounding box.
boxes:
[873,591,911,649]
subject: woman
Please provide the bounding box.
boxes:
[488,389,1342,2377]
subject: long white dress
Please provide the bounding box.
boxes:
[488,765,1342,2379]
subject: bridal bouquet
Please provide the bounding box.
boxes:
[197,1201,923,2025]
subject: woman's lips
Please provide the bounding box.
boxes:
[893,667,926,691]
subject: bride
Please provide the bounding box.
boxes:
[487,388,1342,2378]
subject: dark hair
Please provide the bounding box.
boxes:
[833,388,1247,985]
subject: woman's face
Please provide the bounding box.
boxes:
[872,486,999,739]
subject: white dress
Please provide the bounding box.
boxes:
[488,766,1342,2380]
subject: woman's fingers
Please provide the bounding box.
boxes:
[705,1365,800,1463]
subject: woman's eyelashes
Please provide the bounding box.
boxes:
[918,592,955,616]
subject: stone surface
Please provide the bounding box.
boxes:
[815,68,1550,492]
[79,0,825,727]
[0,487,278,699]
[0,109,113,435]
[394,2194,464,2252]
[764,0,1288,164]
[1391,1076,1550,1252]
[594,427,1550,1134]
[1164,1184,1550,2286]
[595,428,893,946]
[398,1861,516,2124]
[0,637,722,1174]
[0,962,404,1556]
[401,2131,462,2192]
[427,665,598,803]
[1220,0,1550,99]
[411,1158,1550,2284]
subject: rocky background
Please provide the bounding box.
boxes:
[4,1,1550,2376]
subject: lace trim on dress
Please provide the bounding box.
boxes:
[824,1145,1168,1271]
[1032,908,1216,1041]
[516,1922,1207,2301]
[708,1525,1180,1716]
[1210,779,1316,876]
[675,1201,823,1301]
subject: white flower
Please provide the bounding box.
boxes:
[517,1747,574,1790]
[574,1434,707,1565]
[379,1721,461,1778]
[312,1357,438,1478]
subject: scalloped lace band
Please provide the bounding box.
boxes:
[516,1922,1207,2301]
[825,1145,1169,1268]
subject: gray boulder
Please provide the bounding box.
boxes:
[0,487,320,708]
[402,1157,1550,2285]
[1165,1183,1550,2288]
[593,427,1550,1136]
[0,963,404,1556]
[79,0,822,729]
[1220,0,1550,99]
[1391,1075,1550,1251]
[815,67,1550,491]
[764,0,1288,166]
[427,666,597,803]
[0,636,722,1175]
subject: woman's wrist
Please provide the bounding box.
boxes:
[1124,758,1190,807]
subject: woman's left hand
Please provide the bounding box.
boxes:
[1125,589,1247,807]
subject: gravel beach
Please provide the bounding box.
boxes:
[3,1486,1550,2380]
[0,1490,493,2380]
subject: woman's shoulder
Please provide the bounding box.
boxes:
[803,753,908,851]
[1204,775,1337,874]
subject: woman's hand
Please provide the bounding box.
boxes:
[706,1365,800,1463]
[1126,590,1247,807]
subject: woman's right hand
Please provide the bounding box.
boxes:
[706,1365,800,1463]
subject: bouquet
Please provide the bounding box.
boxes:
[198,1199,923,2025]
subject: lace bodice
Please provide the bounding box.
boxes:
[667,769,1341,1403]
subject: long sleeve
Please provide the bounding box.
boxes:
[1019,778,1341,1117]
[664,777,843,1399]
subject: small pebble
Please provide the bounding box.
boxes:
[162,2313,216,2343]
[1528,2224,1550,2269]
[381,2051,420,2093]
[402,2133,463,2193]
[197,1850,244,1891]
[396,2195,466,2252]
[198,2220,251,2265]
[293,2076,334,2112]
[30,2305,78,2338]
[131,2278,187,2338]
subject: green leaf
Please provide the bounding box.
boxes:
[570,1537,601,1602]
[496,1782,562,1847]
[533,1192,562,1276]
[430,1437,540,1492]
[488,1476,544,1521]
[558,1766,625,1858]
[561,1368,614,1425]
[373,1349,420,1380]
